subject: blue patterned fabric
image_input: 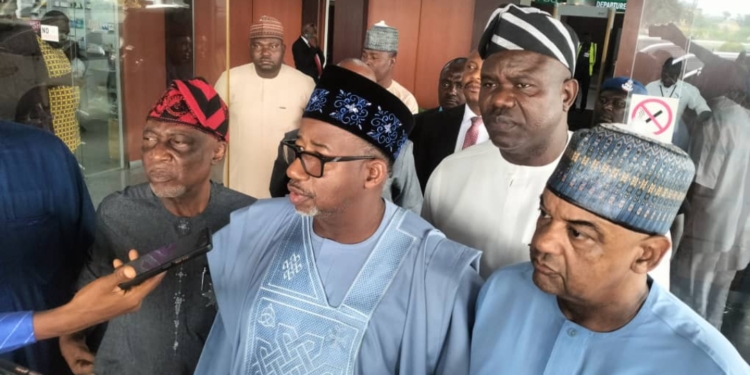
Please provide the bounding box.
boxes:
[302,66,414,161]
[242,209,412,374]
[547,124,695,235]
[0,312,35,354]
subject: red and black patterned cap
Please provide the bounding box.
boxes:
[147,78,229,141]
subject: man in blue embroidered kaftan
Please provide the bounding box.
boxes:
[195,65,483,375]
[469,106,748,375]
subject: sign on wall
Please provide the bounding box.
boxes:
[531,0,627,11]
[626,94,679,143]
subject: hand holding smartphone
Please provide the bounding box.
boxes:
[118,228,213,290]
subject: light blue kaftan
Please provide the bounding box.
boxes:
[195,198,482,375]
[470,263,750,375]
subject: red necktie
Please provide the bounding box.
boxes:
[314,54,323,77]
[462,116,483,150]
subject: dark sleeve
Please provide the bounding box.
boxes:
[269,134,293,197]
[65,148,96,294]
[292,40,306,69]
[391,141,423,214]
[77,208,120,290]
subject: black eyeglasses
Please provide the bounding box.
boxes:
[281,140,376,178]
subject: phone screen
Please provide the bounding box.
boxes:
[131,242,181,274]
[119,228,212,289]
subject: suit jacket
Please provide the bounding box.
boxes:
[409,105,466,192]
[292,37,325,83]
[269,129,424,213]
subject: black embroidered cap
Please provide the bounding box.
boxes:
[302,65,414,161]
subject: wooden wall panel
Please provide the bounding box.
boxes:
[121,9,166,162]
[613,0,643,78]
[472,0,519,48]
[229,0,253,69]
[332,0,368,64]
[302,0,319,28]
[368,0,423,94]
[414,0,475,109]
[194,0,228,84]
[253,0,303,67]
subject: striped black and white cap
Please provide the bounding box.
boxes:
[478,4,579,75]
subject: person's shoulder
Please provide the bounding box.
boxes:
[397,209,481,273]
[223,64,254,78]
[0,121,67,152]
[484,262,533,288]
[440,141,498,168]
[97,183,157,221]
[416,107,440,119]
[392,79,416,96]
[414,105,464,131]
[228,197,295,223]
[281,64,316,85]
[211,182,257,210]
[648,285,750,373]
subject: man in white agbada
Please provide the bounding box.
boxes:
[195,65,482,375]
[422,4,673,286]
[361,21,419,114]
[215,16,315,198]
[422,5,578,278]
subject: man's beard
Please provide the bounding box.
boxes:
[150,183,187,198]
[295,206,319,217]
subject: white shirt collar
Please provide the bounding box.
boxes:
[301,36,310,47]
[463,104,478,122]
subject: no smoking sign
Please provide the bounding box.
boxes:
[626,94,679,144]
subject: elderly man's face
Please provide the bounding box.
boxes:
[361,49,394,83]
[530,190,664,303]
[251,37,285,74]
[286,118,386,217]
[142,120,224,198]
[595,90,628,124]
[480,50,576,154]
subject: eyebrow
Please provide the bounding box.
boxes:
[539,195,605,239]
[309,140,331,151]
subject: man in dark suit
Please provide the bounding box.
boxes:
[292,23,325,82]
[410,51,487,192]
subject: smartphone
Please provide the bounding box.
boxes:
[0,359,43,375]
[118,228,213,290]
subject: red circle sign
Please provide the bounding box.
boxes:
[630,98,674,135]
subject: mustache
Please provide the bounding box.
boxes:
[288,181,314,197]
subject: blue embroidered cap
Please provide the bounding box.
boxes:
[303,65,414,161]
[547,124,695,235]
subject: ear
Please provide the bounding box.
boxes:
[363,159,389,190]
[212,141,227,165]
[631,235,671,274]
[389,55,397,68]
[562,78,579,113]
